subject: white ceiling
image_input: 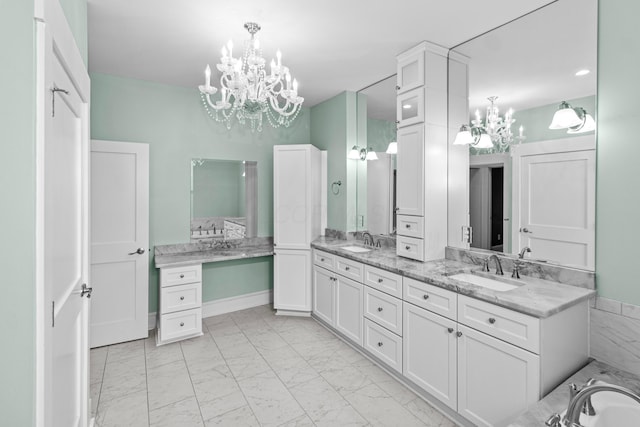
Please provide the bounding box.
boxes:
[87,0,558,107]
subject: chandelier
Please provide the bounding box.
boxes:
[198,22,304,132]
[454,96,525,153]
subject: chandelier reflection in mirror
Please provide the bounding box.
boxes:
[199,22,304,132]
[454,96,525,153]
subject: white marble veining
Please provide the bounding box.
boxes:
[154,237,274,268]
[590,307,640,375]
[509,360,640,427]
[312,237,594,318]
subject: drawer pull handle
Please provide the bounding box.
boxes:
[377,278,383,283]
[405,246,410,250]
[180,322,184,327]
[345,266,350,271]
[377,307,383,312]
[423,294,429,300]
[377,342,383,347]
[488,317,496,324]
[447,327,454,333]
[456,331,463,337]
[180,296,185,301]
[179,274,184,279]
[406,224,411,228]
[321,258,325,261]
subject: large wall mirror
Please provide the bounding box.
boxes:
[448,0,597,269]
[190,159,258,241]
[355,75,398,236]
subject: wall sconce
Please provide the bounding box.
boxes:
[348,145,378,161]
[385,142,397,154]
[453,124,493,148]
[549,101,596,133]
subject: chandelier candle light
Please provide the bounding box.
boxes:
[199,22,304,132]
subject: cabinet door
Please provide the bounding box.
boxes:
[312,265,335,326]
[457,325,540,427]
[397,124,424,216]
[274,249,311,312]
[403,303,457,410]
[335,276,364,346]
[397,87,424,128]
[397,51,424,94]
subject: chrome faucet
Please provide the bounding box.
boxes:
[361,231,375,246]
[558,380,640,427]
[512,247,532,279]
[519,246,532,259]
[484,254,504,275]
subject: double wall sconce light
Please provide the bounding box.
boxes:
[349,145,378,161]
[548,101,596,133]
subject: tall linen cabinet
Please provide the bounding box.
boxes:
[273,145,324,315]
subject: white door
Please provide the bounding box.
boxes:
[90,140,149,348]
[36,6,91,426]
[274,249,311,312]
[335,276,363,346]
[396,124,424,217]
[367,153,393,235]
[312,265,335,325]
[513,143,595,269]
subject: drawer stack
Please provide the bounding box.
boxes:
[157,264,203,345]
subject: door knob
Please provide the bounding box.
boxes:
[128,248,145,255]
[81,283,93,299]
[519,227,532,234]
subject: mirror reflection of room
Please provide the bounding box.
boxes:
[190,159,258,240]
[450,0,597,269]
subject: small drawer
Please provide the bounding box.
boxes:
[364,265,402,298]
[396,236,424,261]
[364,287,403,336]
[458,295,540,354]
[397,215,424,239]
[363,318,402,374]
[159,308,202,343]
[403,277,457,321]
[335,255,364,282]
[160,282,201,314]
[160,264,202,287]
[313,250,336,270]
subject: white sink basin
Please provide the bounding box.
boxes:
[561,391,640,427]
[449,272,522,292]
[340,245,372,253]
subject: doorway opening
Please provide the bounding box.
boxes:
[469,166,504,251]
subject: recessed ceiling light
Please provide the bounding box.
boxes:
[575,69,590,77]
[403,104,412,109]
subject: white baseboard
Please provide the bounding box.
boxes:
[148,289,273,330]
[202,289,273,318]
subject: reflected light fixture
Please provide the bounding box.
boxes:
[198,22,304,132]
[385,141,397,154]
[549,101,596,133]
[348,145,378,161]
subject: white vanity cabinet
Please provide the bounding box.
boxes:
[157,264,203,345]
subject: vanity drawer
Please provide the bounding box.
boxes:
[159,308,202,343]
[397,215,424,239]
[458,295,540,353]
[363,318,402,374]
[364,287,403,335]
[403,277,457,321]
[396,236,424,261]
[313,250,336,270]
[335,255,364,282]
[160,282,201,314]
[364,265,402,298]
[160,264,202,287]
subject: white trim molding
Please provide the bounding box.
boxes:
[148,289,273,330]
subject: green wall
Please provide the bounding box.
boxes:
[192,161,243,218]
[1,1,36,424]
[310,91,359,231]
[90,73,310,312]
[596,0,640,305]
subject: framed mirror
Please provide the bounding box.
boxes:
[190,159,258,241]
[355,75,398,236]
[448,0,597,269]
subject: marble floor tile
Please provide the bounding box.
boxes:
[224,352,272,381]
[95,389,149,427]
[90,347,108,384]
[146,359,195,410]
[104,350,146,379]
[204,405,259,426]
[238,370,306,426]
[344,383,427,427]
[149,396,204,427]
[198,387,247,422]
[145,341,184,370]
[279,414,316,426]
[405,397,457,427]
[99,370,147,404]
[106,339,145,362]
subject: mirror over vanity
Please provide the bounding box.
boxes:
[354,0,597,270]
[190,158,258,240]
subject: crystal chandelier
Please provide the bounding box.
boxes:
[198,22,304,132]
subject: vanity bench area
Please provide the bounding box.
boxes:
[154,238,274,346]
[310,237,595,427]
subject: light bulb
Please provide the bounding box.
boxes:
[292,79,298,92]
[276,50,282,66]
[204,65,211,88]
[221,46,228,58]
[254,39,260,50]
[227,40,233,57]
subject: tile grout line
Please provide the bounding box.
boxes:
[179,340,208,426]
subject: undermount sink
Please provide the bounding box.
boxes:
[561,391,640,427]
[340,245,372,253]
[449,272,523,292]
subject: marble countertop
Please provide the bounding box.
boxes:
[154,237,273,268]
[509,360,640,426]
[312,237,595,318]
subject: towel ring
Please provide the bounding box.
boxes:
[331,180,342,195]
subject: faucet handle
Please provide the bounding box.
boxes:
[545,413,562,427]
[511,260,521,279]
[482,258,490,272]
